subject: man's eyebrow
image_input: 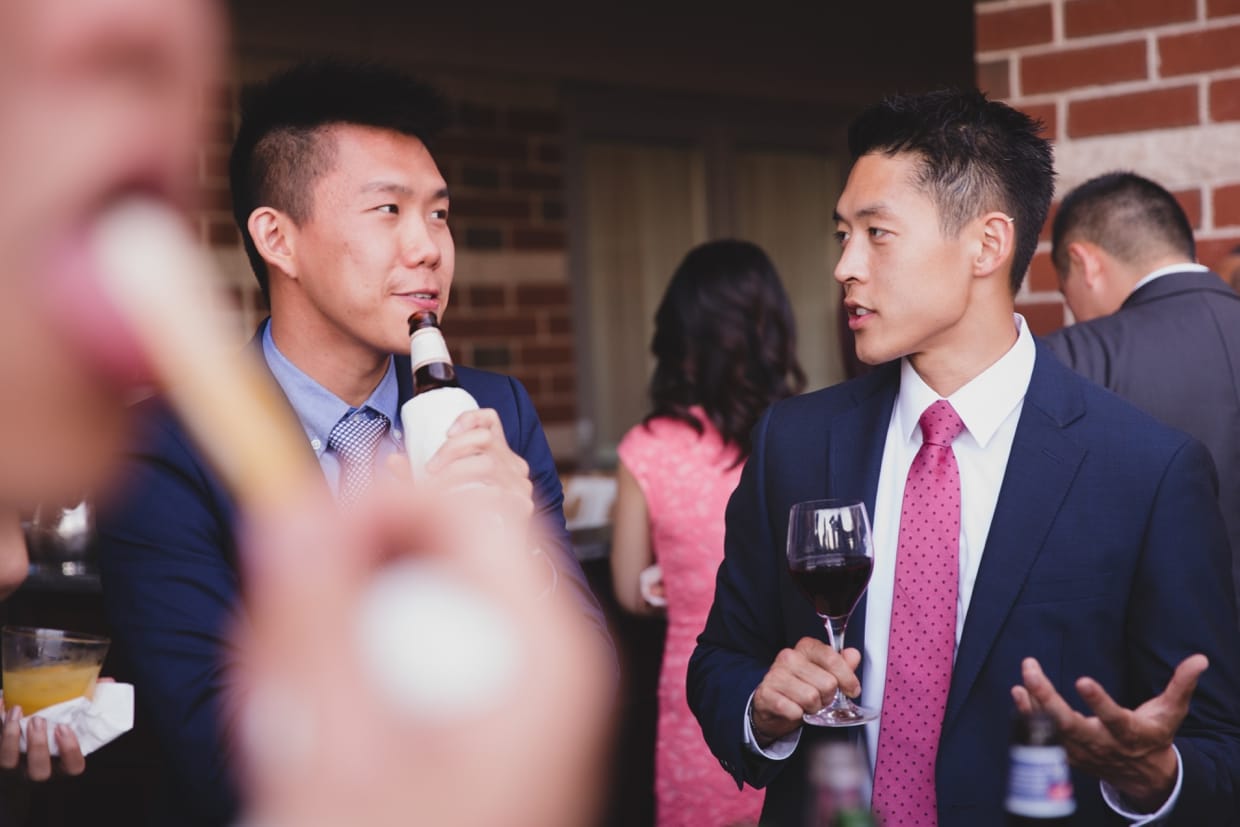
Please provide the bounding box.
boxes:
[357,183,451,200]
[360,181,413,196]
[835,203,896,223]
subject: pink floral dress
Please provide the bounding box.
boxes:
[618,410,765,827]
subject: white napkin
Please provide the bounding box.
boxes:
[639,563,667,607]
[563,475,617,530]
[5,682,134,756]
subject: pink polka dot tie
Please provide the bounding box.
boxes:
[872,399,965,827]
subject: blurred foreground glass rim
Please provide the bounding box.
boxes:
[2,625,110,645]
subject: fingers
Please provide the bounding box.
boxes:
[797,638,861,698]
[0,707,20,770]
[751,682,812,741]
[1074,676,1128,733]
[54,725,85,776]
[754,637,861,731]
[840,647,862,672]
[25,717,51,782]
[1161,654,1209,711]
[1011,685,1035,716]
[384,452,413,481]
[427,410,527,480]
[1077,653,1210,746]
[446,408,505,439]
[1020,657,1080,733]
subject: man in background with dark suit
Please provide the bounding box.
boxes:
[1043,171,1240,608]
[688,90,1240,826]
[94,60,609,826]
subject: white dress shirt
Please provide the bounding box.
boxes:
[743,315,1180,823]
[859,314,1034,761]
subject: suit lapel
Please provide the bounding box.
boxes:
[942,348,1086,732]
[827,364,899,666]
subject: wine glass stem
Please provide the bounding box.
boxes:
[824,616,847,655]
[823,616,850,709]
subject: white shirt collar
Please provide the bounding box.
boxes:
[895,313,1036,450]
[1132,262,1208,293]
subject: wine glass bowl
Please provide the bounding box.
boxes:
[786,499,878,727]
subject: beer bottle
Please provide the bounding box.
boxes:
[1005,711,1075,824]
[399,310,479,476]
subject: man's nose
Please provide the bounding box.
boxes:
[400,219,442,269]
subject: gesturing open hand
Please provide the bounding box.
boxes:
[1011,654,1206,812]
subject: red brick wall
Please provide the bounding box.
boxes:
[443,282,578,426]
[194,76,577,427]
[975,0,1240,334]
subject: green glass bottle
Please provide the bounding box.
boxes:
[808,742,879,827]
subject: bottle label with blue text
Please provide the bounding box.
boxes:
[1005,744,1076,818]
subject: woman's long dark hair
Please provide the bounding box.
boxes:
[645,239,806,464]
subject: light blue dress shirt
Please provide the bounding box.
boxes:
[260,321,405,496]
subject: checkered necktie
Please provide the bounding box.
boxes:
[328,408,390,504]
[872,399,966,827]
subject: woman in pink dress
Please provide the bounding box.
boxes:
[611,240,806,827]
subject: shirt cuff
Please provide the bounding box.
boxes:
[1099,744,1182,824]
[742,692,801,760]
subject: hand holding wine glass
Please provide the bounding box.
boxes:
[786,499,877,727]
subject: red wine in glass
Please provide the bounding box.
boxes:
[786,499,879,727]
[788,556,873,620]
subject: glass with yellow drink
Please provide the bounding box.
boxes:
[1,626,109,714]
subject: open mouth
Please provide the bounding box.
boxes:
[845,303,874,329]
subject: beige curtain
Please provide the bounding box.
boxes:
[734,149,844,392]
[581,143,708,462]
[579,143,844,463]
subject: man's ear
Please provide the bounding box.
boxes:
[973,212,1016,279]
[1067,241,1106,291]
[248,207,298,280]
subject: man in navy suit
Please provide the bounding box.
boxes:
[1042,172,1240,612]
[94,61,607,825]
[688,90,1240,825]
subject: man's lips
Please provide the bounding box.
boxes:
[845,303,874,330]
[398,292,441,311]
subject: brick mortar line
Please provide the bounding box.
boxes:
[976,16,1240,60]
[1006,76,1220,108]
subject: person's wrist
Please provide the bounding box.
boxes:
[1119,745,1178,812]
[749,702,776,749]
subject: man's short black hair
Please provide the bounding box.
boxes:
[229,60,449,300]
[847,88,1055,294]
[1050,172,1196,275]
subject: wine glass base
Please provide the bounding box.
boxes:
[802,703,879,728]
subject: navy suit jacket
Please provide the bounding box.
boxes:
[95,337,606,825]
[1043,270,1240,608]
[688,343,1240,826]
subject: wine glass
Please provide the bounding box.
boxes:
[786,499,878,726]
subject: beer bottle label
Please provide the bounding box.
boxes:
[409,327,453,373]
[1005,744,1075,818]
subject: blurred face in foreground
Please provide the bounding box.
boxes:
[0,0,222,508]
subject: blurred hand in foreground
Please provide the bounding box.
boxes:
[232,476,612,827]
